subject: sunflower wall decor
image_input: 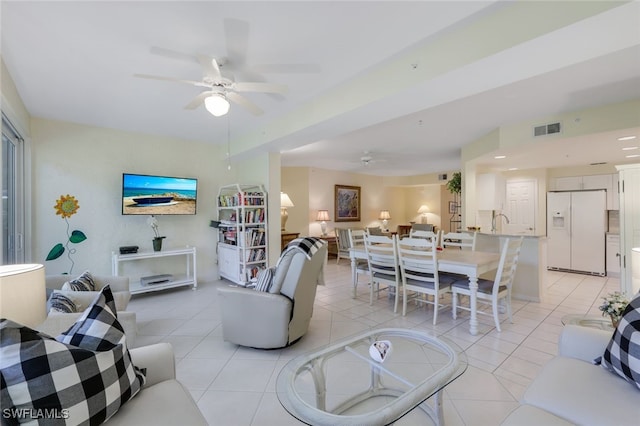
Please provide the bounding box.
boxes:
[46,194,87,274]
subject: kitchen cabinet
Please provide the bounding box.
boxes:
[606,234,620,277]
[616,164,640,296]
[550,174,619,209]
[553,176,583,191]
[476,173,504,211]
[610,173,620,210]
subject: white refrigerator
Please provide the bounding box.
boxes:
[547,190,606,275]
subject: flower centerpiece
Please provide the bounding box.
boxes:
[147,215,165,251]
[598,291,629,328]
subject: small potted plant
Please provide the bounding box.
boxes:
[598,291,629,328]
[147,216,165,251]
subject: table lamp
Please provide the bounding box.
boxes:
[379,210,391,231]
[0,263,47,328]
[281,192,294,231]
[418,205,430,224]
[316,210,330,236]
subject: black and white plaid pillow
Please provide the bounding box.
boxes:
[601,291,640,389]
[62,270,96,292]
[1,286,145,424]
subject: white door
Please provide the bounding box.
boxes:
[504,179,536,235]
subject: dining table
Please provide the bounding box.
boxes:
[350,246,501,336]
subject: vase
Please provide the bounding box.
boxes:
[610,315,620,329]
[152,237,165,252]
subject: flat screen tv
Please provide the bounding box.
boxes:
[122,173,197,215]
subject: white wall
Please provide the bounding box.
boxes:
[30,118,227,282]
[281,167,447,236]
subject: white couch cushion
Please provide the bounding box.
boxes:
[523,357,640,426]
[105,380,207,425]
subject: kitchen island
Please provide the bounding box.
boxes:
[475,233,547,302]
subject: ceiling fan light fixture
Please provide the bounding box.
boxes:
[204,94,230,117]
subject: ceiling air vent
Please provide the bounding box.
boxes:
[533,122,561,137]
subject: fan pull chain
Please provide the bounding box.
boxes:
[226,115,231,170]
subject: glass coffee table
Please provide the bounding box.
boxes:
[276,328,467,426]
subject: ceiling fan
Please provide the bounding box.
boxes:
[356,151,387,167]
[134,54,287,116]
[133,18,311,116]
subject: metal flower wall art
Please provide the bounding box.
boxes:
[46,194,87,274]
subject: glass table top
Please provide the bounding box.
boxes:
[276,328,467,426]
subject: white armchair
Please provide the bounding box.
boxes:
[218,243,327,349]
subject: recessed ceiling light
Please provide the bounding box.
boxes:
[626,154,640,158]
[494,155,506,159]
[622,146,639,151]
[508,168,518,171]
[618,136,637,141]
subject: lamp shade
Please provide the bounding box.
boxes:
[417,205,430,214]
[316,210,330,221]
[204,94,230,117]
[0,264,46,328]
[281,192,294,208]
[378,210,391,220]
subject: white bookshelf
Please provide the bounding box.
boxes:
[216,184,268,286]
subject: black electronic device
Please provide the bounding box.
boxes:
[140,274,173,286]
[119,245,139,254]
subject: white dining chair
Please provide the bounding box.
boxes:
[364,233,401,312]
[408,230,440,246]
[397,237,454,324]
[450,236,523,332]
[348,228,370,297]
[334,228,351,265]
[441,231,477,251]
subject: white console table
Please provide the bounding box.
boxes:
[112,246,197,295]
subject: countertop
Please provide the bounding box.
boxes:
[477,232,546,239]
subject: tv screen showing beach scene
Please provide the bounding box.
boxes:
[122,173,197,215]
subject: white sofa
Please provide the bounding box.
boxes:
[44,274,137,345]
[106,342,207,425]
[46,273,131,311]
[502,325,640,425]
[37,311,138,347]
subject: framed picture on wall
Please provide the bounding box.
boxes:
[449,201,458,214]
[335,185,361,222]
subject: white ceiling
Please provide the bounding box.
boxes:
[2,1,640,177]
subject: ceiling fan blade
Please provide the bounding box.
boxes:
[233,82,288,95]
[197,55,222,80]
[149,46,198,63]
[251,63,322,74]
[226,92,263,116]
[184,91,215,110]
[224,18,249,67]
[134,73,209,87]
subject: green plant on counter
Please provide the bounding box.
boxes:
[447,172,462,194]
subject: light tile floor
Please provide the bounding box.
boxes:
[128,261,618,425]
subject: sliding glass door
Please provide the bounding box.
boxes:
[2,114,25,264]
